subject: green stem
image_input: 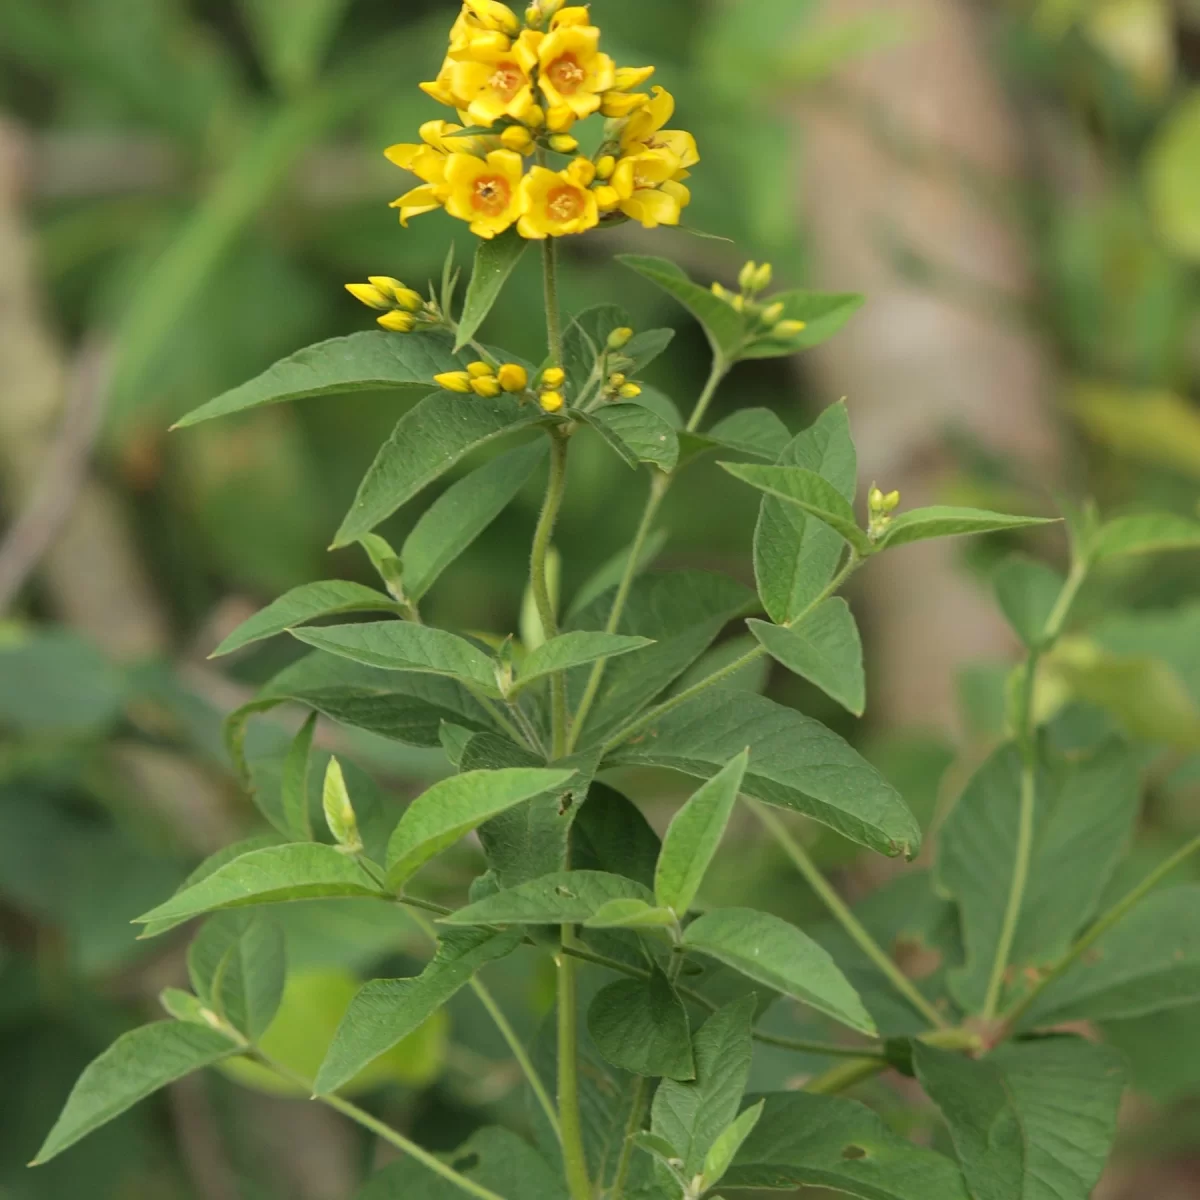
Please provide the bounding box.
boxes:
[608,1077,651,1200]
[750,801,949,1030]
[1001,832,1200,1036]
[686,354,729,433]
[532,429,571,757]
[557,927,593,1200]
[542,238,565,369]
[467,685,535,752]
[804,1057,887,1095]
[254,1052,507,1200]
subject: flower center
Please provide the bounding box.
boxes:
[488,62,524,101]
[547,54,586,95]
[547,185,585,222]
[472,174,512,216]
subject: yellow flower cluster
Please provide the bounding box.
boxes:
[386,2,699,240]
[344,276,439,332]
[435,360,530,398]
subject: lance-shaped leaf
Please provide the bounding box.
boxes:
[739,290,865,359]
[333,391,542,547]
[441,870,654,926]
[703,1101,766,1191]
[385,767,573,888]
[1089,512,1200,561]
[402,439,547,602]
[723,461,871,554]
[682,908,875,1034]
[33,1021,241,1164]
[608,691,920,858]
[584,898,676,929]
[135,845,385,930]
[173,331,463,428]
[211,581,402,657]
[877,506,1057,551]
[316,928,522,1094]
[290,622,501,695]
[584,403,680,473]
[187,912,287,1041]
[455,228,529,350]
[588,966,695,1080]
[748,599,865,716]
[655,751,748,916]
[513,631,654,694]
[683,407,792,463]
[280,712,317,841]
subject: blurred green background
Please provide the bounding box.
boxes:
[2,0,1200,1197]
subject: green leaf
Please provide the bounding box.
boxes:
[568,529,668,618]
[187,912,287,1040]
[281,712,317,841]
[703,1101,766,1190]
[682,908,875,1034]
[210,582,402,657]
[562,304,676,392]
[739,290,865,359]
[316,928,522,1094]
[655,751,748,916]
[290,622,501,695]
[441,870,654,926]
[748,599,865,716]
[385,767,573,888]
[619,255,747,359]
[690,407,792,461]
[515,631,653,694]
[1023,885,1200,1025]
[992,557,1065,649]
[583,898,677,929]
[173,332,463,428]
[1089,512,1200,561]
[456,229,529,350]
[572,784,662,891]
[587,966,695,1080]
[33,1021,240,1164]
[583,403,680,473]
[651,996,756,1177]
[322,757,363,852]
[1145,88,1200,262]
[937,742,1141,1013]
[724,1091,971,1199]
[912,1045,1023,1200]
[608,691,920,858]
[402,439,547,601]
[753,403,858,625]
[724,461,871,554]
[878,506,1057,550]
[135,845,385,930]
[333,392,542,547]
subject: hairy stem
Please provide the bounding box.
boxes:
[532,429,570,757]
[608,1076,651,1200]
[542,237,565,369]
[686,353,729,433]
[557,927,593,1200]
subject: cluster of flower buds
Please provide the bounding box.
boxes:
[711,261,808,343]
[434,360,530,398]
[868,485,902,542]
[345,276,447,333]
[537,366,566,413]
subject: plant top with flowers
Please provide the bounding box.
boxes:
[35,5,1197,1200]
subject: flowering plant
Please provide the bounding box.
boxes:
[32,4,1200,1200]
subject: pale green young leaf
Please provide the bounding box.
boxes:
[290,622,501,695]
[402,439,547,602]
[333,392,542,547]
[280,712,316,841]
[514,631,654,694]
[322,756,362,853]
[210,581,402,657]
[33,1022,240,1164]
[703,1100,766,1190]
[878,506,1057,550]
[187,912,286,1040]
[315,928,522,1094]
[159,988,213,1026]
[455,229,529,350]
[568,529,668,618]
[682,908,876,1034]
[992,556,1065,649]
[584,403,680,473]
[655,750,748,916]
[748,599,865,716]
[618,255,747,359]
[683,407,792,462]
[583,898,677,929]
[753,402,857,625]
[385,767,572,888]
[739,290,865,359]
[651,995,756,1177]
[1089,512,1200,561]
[441,870,654,926]
[723,1091,970,1199]
[723,461,871,554]
[173,333,463,429]
[135,845,385,930]
[608,691,920,858]
[587,967,695,1080]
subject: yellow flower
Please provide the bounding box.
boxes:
[498,364,529,392]
[463,0,522,35]
[448,40,539,126]
[435,371,474,393]
[390,185,444,227]
[450,9,514,53]
[600,91,648,119]
[537,22,615,122]
[611,150,688,228]
[443,149,525,239]
[620,86,700,170]
[613,65,655,91]
[550,6,591,28]
[518,164,599,238]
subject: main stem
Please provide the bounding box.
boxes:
[557,928,592,1200]
[532,430,570,757]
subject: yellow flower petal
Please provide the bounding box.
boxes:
[518,165,599,238]
[443,149,524,239]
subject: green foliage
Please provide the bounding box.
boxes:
[587,967,695,1081]
[457,232,530,351]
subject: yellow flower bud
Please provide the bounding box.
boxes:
[731,294,746,313]
[523,105,546,127]
[377,310,416,332]
[595,154,616,180]
[471,375,504,398]
[551,5,591,28]
[753,262,774,291]
[546,104,575,132]
[435,371,474,393]
[501,124,535,153]
[593,185,621,211]
[883,490,901,512]
[738,261,759,292]
[773,319,808,338]
[539,390,565,413]
[468,361,496,377]
[600,91,649,119]
[498,363,529,393]
[614,65,656,91]
[346,282,392,311]
[711,282,737,305]
[525,3,543,26]
[618,383,643,399]
[761,302,785,325]
[541,366,566,388]
[608,373,627,388]
[607,327,634,350]
[869,486,884,512]
[549,133,580,154]
[464,0,522,35]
